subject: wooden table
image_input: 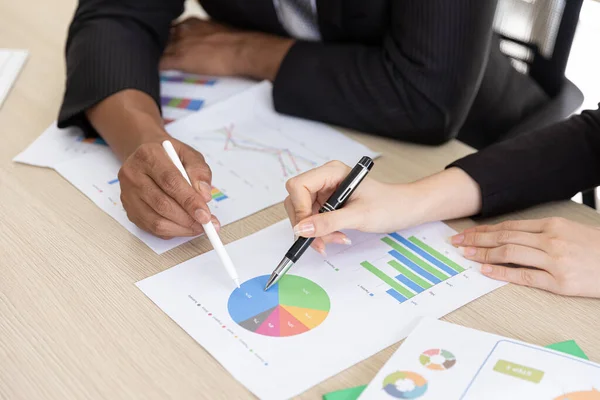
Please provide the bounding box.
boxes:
[1,2,599,399]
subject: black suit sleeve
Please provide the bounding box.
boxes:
[273,0,498,145]
[450,106,600,217]
[57,0,184,134]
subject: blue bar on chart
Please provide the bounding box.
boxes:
[396,275,424,294]
[389,232,459,277]
[108,178,119,185]
[386,289,407,303]
[389,250,442,284]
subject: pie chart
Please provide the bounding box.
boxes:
[419,348,457,370]
[382,371,428,399]
[227,275,330,337]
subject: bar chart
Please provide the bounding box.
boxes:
[211,186,228,202]
[161,96,205,111]
[160,74,217,86]
[360,231,466,304]
[77,136,108,146]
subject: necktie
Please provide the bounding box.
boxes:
[274,0,321,41]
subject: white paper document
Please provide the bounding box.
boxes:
[0,49,28,108]
[136,220,505,399]
[13,123,111,168]
[13,72,257,168]
[54,82,377,253]
[359,318,600,400]
[160,71,255,123]
[165,81,379,202]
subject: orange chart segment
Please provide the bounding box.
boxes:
[278,306,309,336]
[281,305,329,330]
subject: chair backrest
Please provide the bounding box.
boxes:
[493,0,584,97]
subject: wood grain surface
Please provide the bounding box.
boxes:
[1,1,598,399]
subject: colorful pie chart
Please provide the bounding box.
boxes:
[382,371,428,399]
[419,348,457,370]
[227,275,330,337]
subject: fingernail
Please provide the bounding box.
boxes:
[293,222,315,237]
[316,247,327,257]
[462,247,477,256]
[198,181,213,201]
[194,209,210,224]
[451,234,464,245]
[481,265,493,274]
[342,237,352,246]
[213,219,221,231]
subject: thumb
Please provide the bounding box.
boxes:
[180,145,213,202]
[293,208,363,238]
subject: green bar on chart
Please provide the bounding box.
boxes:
[408,236,465,273]
[360,261,414,299]
[388,260,432,289]
[381,237,449,281]
[168,98,182,107]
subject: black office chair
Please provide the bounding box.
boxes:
[490,0,591,205]
[493,0,584,136]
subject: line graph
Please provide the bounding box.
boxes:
[194,124,318,178]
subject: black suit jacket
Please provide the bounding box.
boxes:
[58,0,547,146]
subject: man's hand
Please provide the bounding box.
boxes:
[160,18,294,81]
[451,217,600,298]
[118,138,219,239]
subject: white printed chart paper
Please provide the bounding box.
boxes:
[359,318,600,400]
[13,123,111,168]
[13,72,257,168]
[54,82,377,254]
[0,49,28,108]
[137,220,504,399]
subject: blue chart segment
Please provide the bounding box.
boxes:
[360,232,466,304]
[227,275,280,323]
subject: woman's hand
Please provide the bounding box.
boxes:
[451,217,600,298]
[118,138,219,239]
[283,161,428,255]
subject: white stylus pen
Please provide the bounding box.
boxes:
[162,140,241,288]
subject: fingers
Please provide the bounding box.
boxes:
[124,196,200,239]
[145,148,212,225]
[480,264,557,292]
[136,176,205,233]
[284,197,349,256]
[293,208,363,238]
[462,244,552,270]
[179,144,213,202]
[462,219,547,235]
[285,161,351,226]
[451,230,546,251]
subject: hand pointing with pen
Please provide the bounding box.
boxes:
[118,137,221,239]
[283,161,422,255]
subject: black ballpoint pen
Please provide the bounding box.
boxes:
[264,156,374,291]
